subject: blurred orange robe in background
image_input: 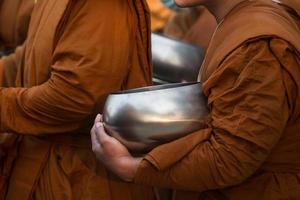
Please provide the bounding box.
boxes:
[135,0,300,199]
[147,0,174,32]
[0,0,34,54]
[0,0,155,199]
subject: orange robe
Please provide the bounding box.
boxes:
[0,0,155,199]
[146,0,174,32]
[0,0,34,53]
[163,7,217,49]
[135,1,300,199]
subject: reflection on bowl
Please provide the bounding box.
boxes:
[103,82,209,153]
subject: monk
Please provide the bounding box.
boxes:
[91,0,300,199]
[0,0,34,56]
[163,6,217,49]
[0,0,155,199]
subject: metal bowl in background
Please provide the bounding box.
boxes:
[152,33,205,84]
[103,82,209,153]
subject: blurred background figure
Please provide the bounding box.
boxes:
[0,0,34,57]
[163,7,217,50]
[147,0,175,32]
[148,0,217,50]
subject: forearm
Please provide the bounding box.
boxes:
[134,129,271,191]
[0,78,96,135]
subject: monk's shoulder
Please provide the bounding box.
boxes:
[223,38,273,64]
[226,37,300,72]
[203,39,273,87]
[269,38,299,57]
[61,0,133,30]
[269,38,300,82]
[59,0,133,38]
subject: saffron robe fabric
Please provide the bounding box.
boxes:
[135,0,300,199]
[0,0,34,53]
[0,0,155,199]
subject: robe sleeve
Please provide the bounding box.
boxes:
[134,38,292,191]
[0,1,134,135]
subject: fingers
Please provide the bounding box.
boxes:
[90,125,101,153]
[94,114,102,123]
[91,113,111,151]
[91,114,104,145]
[95,122,112,144]
[90,126,97,145]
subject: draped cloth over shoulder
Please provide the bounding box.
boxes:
[135,1,300,199]
[280,0,300,16]
[0,0,155,199]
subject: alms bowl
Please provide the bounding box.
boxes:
[103,82,209,153]
[152,33,205,84]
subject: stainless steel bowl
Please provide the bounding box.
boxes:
[103,82,209,153]
[152,33,205,84]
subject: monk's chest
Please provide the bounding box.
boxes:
[23,0,69,87]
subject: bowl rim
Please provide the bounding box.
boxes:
[110,82,201,95]
[152,33,203,50]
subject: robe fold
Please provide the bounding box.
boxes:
[0,0,155,199]
[135,0,300,199]
[0,0,34,54]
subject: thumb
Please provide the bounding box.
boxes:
[95,114,102,123]
[95,122,112,143]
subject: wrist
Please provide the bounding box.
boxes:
[116,157,143,182]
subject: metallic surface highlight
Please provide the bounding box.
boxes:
[152,33,205,84]
[103,82,209,153]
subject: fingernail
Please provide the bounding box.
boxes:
[95,122,102,128]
